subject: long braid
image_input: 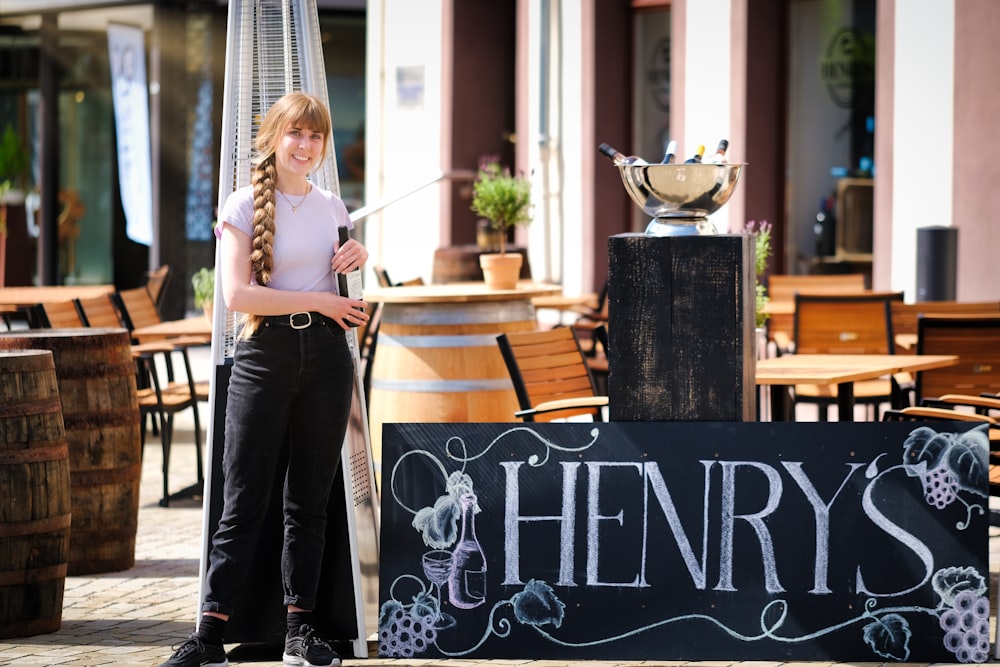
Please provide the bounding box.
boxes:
[241,155,277,336]
[250,156,277,286]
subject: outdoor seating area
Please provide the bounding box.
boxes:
[0,273,212,507]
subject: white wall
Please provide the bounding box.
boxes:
[363,0,449,285]
[681,0,740,234]
[890,1,954,301]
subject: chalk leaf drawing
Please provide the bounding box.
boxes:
[511,579,566,628]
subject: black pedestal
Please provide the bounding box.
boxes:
[607,233,755,421]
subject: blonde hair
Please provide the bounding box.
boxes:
[241,92,333,336]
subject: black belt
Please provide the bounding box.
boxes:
[262,312,335,329]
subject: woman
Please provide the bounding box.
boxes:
[160,92,369,667]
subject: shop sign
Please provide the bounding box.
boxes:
[379,421,989,663]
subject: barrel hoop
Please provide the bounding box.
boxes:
[378,333,501,349]
[62,409,140,430]
[0,396,63,419]
[371,378,513,392]
[0,442,68,465]
[0,562,68,586]
[0,349,54,371]
[0,513,72,538]
[71,462,142,488]
[385,300,535,325]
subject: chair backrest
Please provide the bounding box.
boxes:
[36,300,86,328]
[75,294,126,328]
[916,314,1000,401]
[766,273,868,305]
[793,291,903,354]
[891,300,1000,338]
[496,326,602,422]
[115,286,162,331]
[144,264,171,310]
[373,265,425,287]
[765,273,867,346]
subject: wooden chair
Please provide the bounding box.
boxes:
[791,291,905,421]
[361,269,423,405]
[891,301,1000,352]
[765,273,867,353]
[569,280,608,357]
[496,326,608,422]
[34,300,86,328]
[914,314,1000,405]
[373,265,424,288]
[144,264,171,311]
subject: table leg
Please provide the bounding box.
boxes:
[769,385,793,421]
[836,382,855,421]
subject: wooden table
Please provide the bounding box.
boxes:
[755,353,958,421]
[132,315,212,343]
[363,281,562,471]
[0,285,115,307]
[0,285,116,328]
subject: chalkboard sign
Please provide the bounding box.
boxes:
[379,421,989,662]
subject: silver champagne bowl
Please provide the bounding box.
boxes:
[618,162,746,235]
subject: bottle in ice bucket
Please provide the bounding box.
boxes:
[598,143,648,166]
[683,144,705,163]
[704,139,729,164]
[659,139,678,164]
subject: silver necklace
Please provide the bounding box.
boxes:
[278,187,310,213]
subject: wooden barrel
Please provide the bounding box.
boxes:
[0,329,141,575]
[368,299,535,473]
[0,350,71,639]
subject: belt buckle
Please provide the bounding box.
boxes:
[289,312,312,329]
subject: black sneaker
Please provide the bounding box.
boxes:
[282,624,341,667]
[158,635,228,667]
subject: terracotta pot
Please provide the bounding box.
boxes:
[479,253,523,290]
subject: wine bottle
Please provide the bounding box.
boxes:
[659,139,678,164]
[336,226,364,327]
[704,139,729,164]
[683,145,705,164]
[448,492,487,609]
[598,143,648,166]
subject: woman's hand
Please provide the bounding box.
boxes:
[332,238,368,273]
[332,295,370,330]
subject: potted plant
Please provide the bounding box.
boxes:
[0,124,29,287]
[191,267,215,320]
[470,158,532,289]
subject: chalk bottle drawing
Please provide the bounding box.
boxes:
[448,492,486,609]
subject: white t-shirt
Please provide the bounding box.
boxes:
[218,184,353,294]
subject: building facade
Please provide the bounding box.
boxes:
[1,0,997,318]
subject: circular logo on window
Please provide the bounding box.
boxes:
[646,36,671,113]
[821,27,874,110]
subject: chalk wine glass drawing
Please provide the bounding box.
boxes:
[420,549,456,629]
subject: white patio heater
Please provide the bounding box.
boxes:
[199,0,379,659]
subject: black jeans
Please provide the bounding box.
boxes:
[202,313,354,616]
